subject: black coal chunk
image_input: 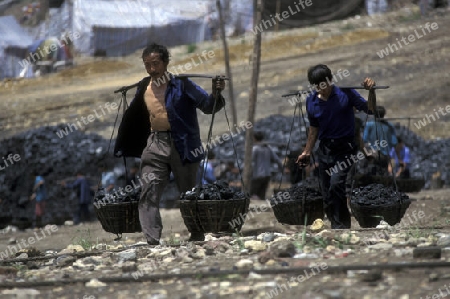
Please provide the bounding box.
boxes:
[351,183,410,206]
[180,180,247,201]
[270,180,322,205]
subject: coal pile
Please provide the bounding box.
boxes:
[0,125,117,229]
[350,183,412,227]
[213,114,308,182]
[211,114,449,189]
[270,181,324,226]
[351,183,410,206]
[270,183,322,205]
[180,180,247,201]
[93,188,140,207]
[393,123,450,188]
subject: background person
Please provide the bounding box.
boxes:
[114,43,226,245]
[29,171,47,228]
[99,165,116,192]
[363,105,398,174]
[389,136,411,178]
[250,131,283,200]
[296,64,376,229]
[60,170,93,225]
[197,151,217,185]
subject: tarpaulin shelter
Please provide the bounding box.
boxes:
[0,16,34,79]
[33,0,253,57]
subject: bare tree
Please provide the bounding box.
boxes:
[216,0,237,126]
[243,0,263,193]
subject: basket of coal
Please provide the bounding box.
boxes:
[179,180,250,233]
[350,183,411,228]
[270,184,324,226]
[93,188,142,235]
[354,175,425,192]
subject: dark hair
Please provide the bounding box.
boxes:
[254,131,264,141]
[397,136,403,144]
[142,43,170,63]
[307,64,332,86]
[375,106,386,119]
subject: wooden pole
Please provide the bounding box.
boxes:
[216,0,237,126]
[243,0,264,193]
[275,0,281,32]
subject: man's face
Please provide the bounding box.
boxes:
[143,52,168,79]
[315,81,333,97]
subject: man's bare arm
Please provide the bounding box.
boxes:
[296,126,319,166]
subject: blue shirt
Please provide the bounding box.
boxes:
[363,120,397,156]
[306,86,370,140]
[101,172,115,189]
[34,176,47,202]
[197,161,216,185]
[390,146,410,171]
[66,176,92,204]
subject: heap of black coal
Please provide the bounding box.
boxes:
[180,180,247,201]
[0,124,116,228]
[211,114,450,189]
[351,183,410,206]
[270,182,322,205]
[93,188,140,207]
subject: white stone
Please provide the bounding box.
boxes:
[234,259,253,270]
[85,278,107,288]
[244,240,266,251]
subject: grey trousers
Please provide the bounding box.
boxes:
[139,131,199,242]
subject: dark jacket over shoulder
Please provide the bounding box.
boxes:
[114,75,225,164]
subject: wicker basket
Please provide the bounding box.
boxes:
[272,196,324,226]
[94,201,141,234]
[354,175,425,193]
[350,198,411,228]
[179,198,250,233]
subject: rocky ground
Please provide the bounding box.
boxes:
[0,187,450,299]
[1,3,450,299]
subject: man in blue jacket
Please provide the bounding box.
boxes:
[296,64,376,229]
[114,43,225,245]
[61,171,92,225]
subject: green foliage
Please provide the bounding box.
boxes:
[398,11,421,23]
[71,229,94,251]
[341,23,355,31]
[186,43,197,54]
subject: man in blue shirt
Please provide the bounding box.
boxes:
[114,43,225,245]
[61,171,93,225]
[363,105,397,173]
[389,136,411,178]
[297,64,376,229]
[197,151,217,185]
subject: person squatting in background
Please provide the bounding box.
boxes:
[250,131,283,200]
[389,136,411,178]
[297,64,376,229]
[114,43,226,245]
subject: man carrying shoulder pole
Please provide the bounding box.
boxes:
[296,64,376,229]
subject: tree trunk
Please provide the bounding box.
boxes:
[243,0,264,194]
[216,0,237,126]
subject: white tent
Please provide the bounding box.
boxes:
[0,16,34,79]
[33,0,253,57]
